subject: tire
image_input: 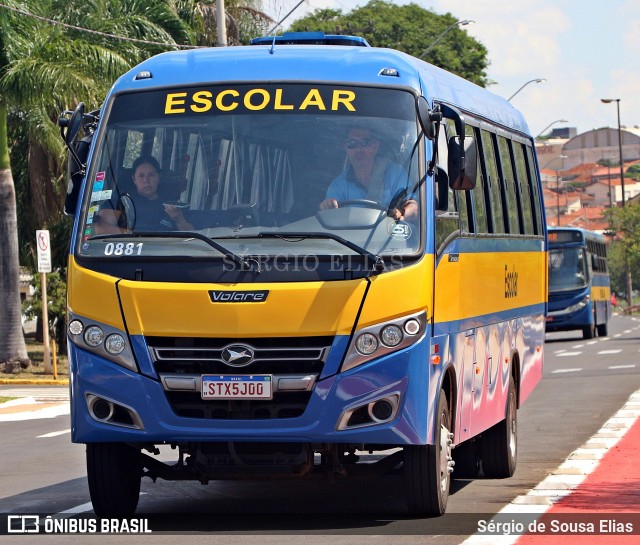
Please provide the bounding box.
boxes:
[582,323,596,339]
[404,390,453,516]
[452,440,481,479]
[87,443,142,516]
[480,375,517,478]
[597,322,608,337]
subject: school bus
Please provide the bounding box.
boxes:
[59,32,546,517]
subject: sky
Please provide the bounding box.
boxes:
[265,0,640,138]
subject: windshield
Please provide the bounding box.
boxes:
[548,247,588,291]
[78,84,422,265]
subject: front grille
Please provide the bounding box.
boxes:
[147,336,333,420]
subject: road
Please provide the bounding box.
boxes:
[1,314,639,544]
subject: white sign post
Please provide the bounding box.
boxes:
[36,230,52,373]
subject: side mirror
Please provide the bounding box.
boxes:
[416,96,439,140]
[448,135,477,190]
[59,103,85,147]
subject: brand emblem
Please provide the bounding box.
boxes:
[221,345,255,367]
[209,290,269,303]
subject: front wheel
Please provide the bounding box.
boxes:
[87,443,142,516]
[404,389,453,516]
[480,375,517,478]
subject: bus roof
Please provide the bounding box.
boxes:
[108,42,531,137]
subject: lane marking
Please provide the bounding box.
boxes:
[572,344,584,348]
[37,429,71,438]
[556,352,581,357]
[609,364,636,370]
[551,368,582,374]
[597,349,623,355]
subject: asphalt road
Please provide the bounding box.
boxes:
[1,314,639,544]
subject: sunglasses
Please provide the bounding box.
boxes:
[345,138,376,149]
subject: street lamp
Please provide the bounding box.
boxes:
[601,98,632,307]
[535,119,568,139]
[418,19,475,59]
[600,98,625,207]
[508,78,546,101]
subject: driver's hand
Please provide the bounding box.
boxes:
[389,199,418,221]
[319,198,339,210]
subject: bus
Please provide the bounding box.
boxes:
[59,31,546,517]
[546,227,611,338]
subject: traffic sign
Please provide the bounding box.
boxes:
[36,230,52,273]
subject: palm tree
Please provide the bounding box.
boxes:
[0,0,191,368]
[174,0,273,46]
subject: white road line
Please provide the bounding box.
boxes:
[572,344,585,348]
[37,429,71,438]
[552,368,583,374]
[598,349,623,355]
[614,334,622,338]
[609,364,636,370]
[586,341,598,345]
[557,352,582,356]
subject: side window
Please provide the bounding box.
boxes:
[480,129,504,233]
[525,145,544,235]
[513,143,534,234]
[469,125,488,233]
[497,136,520,234]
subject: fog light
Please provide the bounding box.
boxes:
[69,319,84,336]
[380,324,403,347]
[355,333,378,355]
[84,325,104,347]
[370,399,394,421]
[105,334,126,355]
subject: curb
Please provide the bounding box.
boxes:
[0,379,69,385]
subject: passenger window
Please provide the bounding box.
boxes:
[480,130,504,233]
[468,125,488,233]
[497,136,520,234]
[513,143,534,234]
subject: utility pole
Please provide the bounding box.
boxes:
[216,0,227,47]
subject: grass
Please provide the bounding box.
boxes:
[0,336,69,379]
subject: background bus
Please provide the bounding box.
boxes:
[546,227,611,338]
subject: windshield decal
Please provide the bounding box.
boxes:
[165,88,356,115]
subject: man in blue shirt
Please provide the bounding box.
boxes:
[319,126,418,220]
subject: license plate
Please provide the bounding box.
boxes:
[201,375,272,400]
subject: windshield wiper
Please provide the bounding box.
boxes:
[89,231,252,271]
[254,231,385,277]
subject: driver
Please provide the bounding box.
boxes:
[319,126,418,220]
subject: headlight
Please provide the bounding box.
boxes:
[356,333,379,355]
[84,326,104,347]
[68,319,84,336]
[380,324,403,347]
[105,334,126,355]
[342,311,427,372]
[67,312,137,372]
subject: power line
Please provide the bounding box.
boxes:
[0,2,201,50]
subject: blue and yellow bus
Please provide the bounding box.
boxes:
[546,227,611,338]
[60,32,546,517]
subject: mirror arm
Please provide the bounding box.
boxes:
[438,103,467,178]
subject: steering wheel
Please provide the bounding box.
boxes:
[336,199,387,211]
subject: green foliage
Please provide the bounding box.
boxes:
[604,204,640,298]
[625,164,640,181]
[288,0,489,87]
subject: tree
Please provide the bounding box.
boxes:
[288,0,489,87]
[604,204,640,307]
[0,0,192,369]
[174,0,273,46]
